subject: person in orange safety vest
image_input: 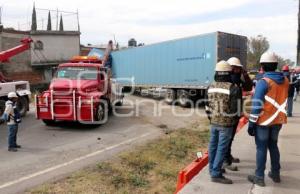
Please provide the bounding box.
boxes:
[247,52,289,187]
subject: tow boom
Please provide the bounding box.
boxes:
[0,37,33,62]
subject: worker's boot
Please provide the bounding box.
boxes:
[268,171,281,183]
[221,168,226,173]
[247,175,265,187]
[231,156,240,163]
[211,175,233,184]
[15,144,21,148]
[224,164,238,171]
[8,148,18,152]
[223,162,238,171]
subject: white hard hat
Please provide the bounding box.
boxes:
[260,51,278,63]
[8,92,18,98]
[227,57,243,67]
[215,60,232,72]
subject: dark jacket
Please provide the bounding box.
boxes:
[105,54,113,68]
[283,72,296,97]
[241,72,253,91]
[206,76,242,127]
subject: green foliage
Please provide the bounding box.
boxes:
[59,15,64,31]
[31,5,37,31]
[128,175,149,187]
[277,56,295,70]
[47,11,52,31]
[247,35,295,71]
[247,35,269,70]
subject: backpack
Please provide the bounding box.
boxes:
[12,107,21,123]
[6,101,21,124]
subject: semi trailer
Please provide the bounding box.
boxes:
[101,31,247,107]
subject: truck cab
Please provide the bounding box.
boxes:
[35,56,123,125]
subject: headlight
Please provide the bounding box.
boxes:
[82,99,92,104]
[39,97,48,104]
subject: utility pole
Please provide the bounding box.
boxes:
[76,9,80,32]
[56,8,58,31]
[0,6,3,32]
[297,0,300,66]
[0,6,2,25]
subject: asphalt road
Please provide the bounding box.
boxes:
[0,95,204,194]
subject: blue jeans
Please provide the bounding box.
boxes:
[255,125,281,178]
[209,125,233,177]
[8,124,18,148]
[287,97,293,116]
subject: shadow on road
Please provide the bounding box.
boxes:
[43,121,103,131]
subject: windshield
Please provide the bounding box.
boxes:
[56,67,98,80]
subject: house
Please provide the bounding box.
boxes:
[0,6,80,90]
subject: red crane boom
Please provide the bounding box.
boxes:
[0,37,33,62]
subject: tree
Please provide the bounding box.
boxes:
[47,11,52,31]
[59,15,64,31]
[277,55,295,70]
[247,35,270,70]
[31,4,37,31]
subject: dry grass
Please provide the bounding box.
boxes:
[28,121,210,194]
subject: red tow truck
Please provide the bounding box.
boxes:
[0,37,33,117]
[35,56,123,125]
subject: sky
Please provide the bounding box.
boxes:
[1,0,298,63]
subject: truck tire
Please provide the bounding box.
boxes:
[165,89,176,105]
[177,90,191,107]
[17,96,29,117]
[42,119,56,126]
[94,101,108,123]
[0,100,5,124]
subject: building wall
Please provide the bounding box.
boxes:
[0,30,80,87]
[31,31,80,65]
[0,30,33,73]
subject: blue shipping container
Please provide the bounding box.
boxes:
[90,31,247,89]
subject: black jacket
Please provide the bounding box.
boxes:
[284,72,297,97]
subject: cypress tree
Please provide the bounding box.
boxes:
[59,14,64,31]
[47,11,52,30]
[31,4,37,31]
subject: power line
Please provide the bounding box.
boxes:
[0,6,2,24]
[36,8,77,15]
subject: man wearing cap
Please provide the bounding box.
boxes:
[248,52,289,186]
[3,92,22,152]
[223,57,253,171]
[206,60,241,184]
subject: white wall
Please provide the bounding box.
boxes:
[31,33,80,64]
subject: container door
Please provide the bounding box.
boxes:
[217,32,247,67]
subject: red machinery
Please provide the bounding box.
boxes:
[0,37,32,116]
[0,38,33,62]
[35,55,123,125]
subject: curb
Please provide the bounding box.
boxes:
[175,116,249,193]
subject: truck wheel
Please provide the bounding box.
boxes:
[95,101,108,123]
[0,100,5,123]
[165,89,176,105]
[17,96,29,117]
[42,119,56,126]
[177,90,191,108]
